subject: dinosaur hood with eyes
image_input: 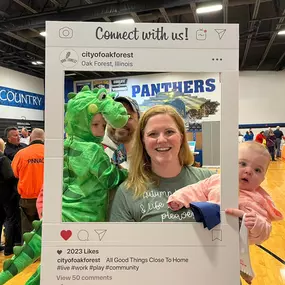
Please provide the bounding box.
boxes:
[0,86,129,285]
[64,85,129,142]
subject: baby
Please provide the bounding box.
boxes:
[168,141,283,245]
[168,141,283,284]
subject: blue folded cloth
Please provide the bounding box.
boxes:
[190,202,220,230]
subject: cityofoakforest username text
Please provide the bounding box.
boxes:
[81,51,134,68]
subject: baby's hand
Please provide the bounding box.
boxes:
[244,212,257,230]
[168,201,181,211]
[225,208,244,218]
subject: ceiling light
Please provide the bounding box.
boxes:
[40,31,47,37]
[196,4,223,14]
[278,30,285,35]
[31,61,44,65]
[65,73,77,76]
[114,19,135,24]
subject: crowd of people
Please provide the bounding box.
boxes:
[239,126,284,161]
[0,127,44,256]
[0,93,283,285]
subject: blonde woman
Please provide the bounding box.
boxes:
[110,105,213,222]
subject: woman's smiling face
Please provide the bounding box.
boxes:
[143,114,183,169]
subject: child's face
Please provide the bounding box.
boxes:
[238,147,268,191]
[90,114,106,137]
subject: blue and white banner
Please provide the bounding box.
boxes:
[131,78,216,98]
[75,73,221,124]
[0,86,44,110]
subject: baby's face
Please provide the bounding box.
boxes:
[238,147,268,191]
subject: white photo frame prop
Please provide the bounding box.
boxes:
[43,22,239,285]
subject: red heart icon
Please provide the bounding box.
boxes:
[60,230,72,241]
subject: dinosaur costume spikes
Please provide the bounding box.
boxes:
[32,221,41,231]
[81,85,90,91]
[23,233,34,244]
[13,246,22,257]
[0,221,42,285]
[67,92,76,100]
[0,87,129,285]
[2,261,12,272]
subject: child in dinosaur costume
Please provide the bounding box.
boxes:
[0,86,129,285]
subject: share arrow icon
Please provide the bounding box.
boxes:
[94,229,107,241]
[215,29,226,39]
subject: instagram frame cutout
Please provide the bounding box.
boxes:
[42,22,240,285]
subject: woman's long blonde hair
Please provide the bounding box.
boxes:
[126,105,194,198]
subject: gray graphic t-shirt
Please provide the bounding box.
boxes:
[110,166,213,222]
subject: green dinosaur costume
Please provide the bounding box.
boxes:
[0,86,129,285]
[62,86,128,222]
